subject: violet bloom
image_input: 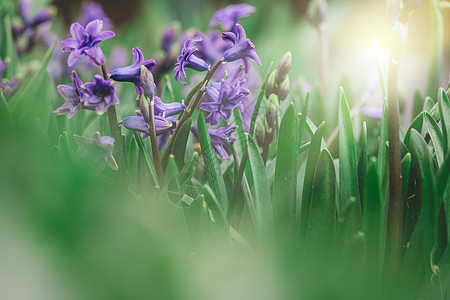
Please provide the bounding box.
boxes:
[74,131,118,171]
[361,106,383,120]
[82,75,119,113]
[61,20,115,67]
[76,2,113,29]
[18,0,55,34]
[222,24,261,73]
[54,70,89,119]
[154,96,185,117]
[209,4,256,32]
[120,115,174,136]
[195,31,231,64]
[161,23,178,52]
[174,36,210,85]
[0,60,7,81]
[191,125,238,160]
[109,47,156,99]
[200,66,249,125]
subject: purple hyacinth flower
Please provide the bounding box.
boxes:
[0,60,7,81]
[19,0,55,30]
[74,131,118,171]
[195,31,231,64]
[154,96,185,117]
[199,66,249,125]
[109,47,156,99]
[361,106,383,120]
[76,2,113,30]
[82,75,119,113]
[120,115,174,136]
[191,125,237,160]
[174,36,210,85]
[222,24,261,73]
[61,20,115,67]
[54,70,88,119]
[161,24,178,52]
[209,4,256,32]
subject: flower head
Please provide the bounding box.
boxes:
[191,125,238,160]
[120,115,175,136]
[161,23,179,52]
[209,4,256,32]
[221,24,261,72]
[199,65,249,125]
[82,75,119,113]
[61,20,115,67]
[154,96,185,117]
[361,106,383,120]
[0,60,8,81]
[54,70,89,119]
[174,37,210,85]
[74,131,118,171]
[18,0,55,31]
[109,47,156,99]
[195,31,231,64]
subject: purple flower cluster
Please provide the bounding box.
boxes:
[200,65,249,125]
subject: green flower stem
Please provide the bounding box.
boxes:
[161,59,224,168]
[101,64,127,179]
[147,97,165,187]
[386,24,404,279]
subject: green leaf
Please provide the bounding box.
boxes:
[410,129,438,260]
[423,96,435,112]
[338,87,361,226]
[172,117,192,169]
[165,154,179,183]
[305,149,336,251]
[178,151,198,186]
[401,153,411,201]
[299,121,325,238]
[298,91,310,149]
[377,101,389,186]
[0,15,18,79]
[249,61,274,138]
[133,132,158,187]
[363,158,383,283]
[424,112,444,167]
[404,112,424,149]
[247,134,273,238]
[9,44,56,126]
[202,184,228,232]
[197,112,228,213]
[438,88,450,154]
[273,103,297,231]
[0,92,12,132]
[358,121,368,202]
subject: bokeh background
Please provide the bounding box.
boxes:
[1,0,449,299]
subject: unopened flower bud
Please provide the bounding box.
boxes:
[278,75,290,101]
[161,22,180,52]
[255,115,267,146]
[266,94,279,127]
[307,0,328,27]
[265,70,277,99]
[140,65,156,100]
[140,96,151,123]
[276,51,292,85]
[391,22,408,48]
